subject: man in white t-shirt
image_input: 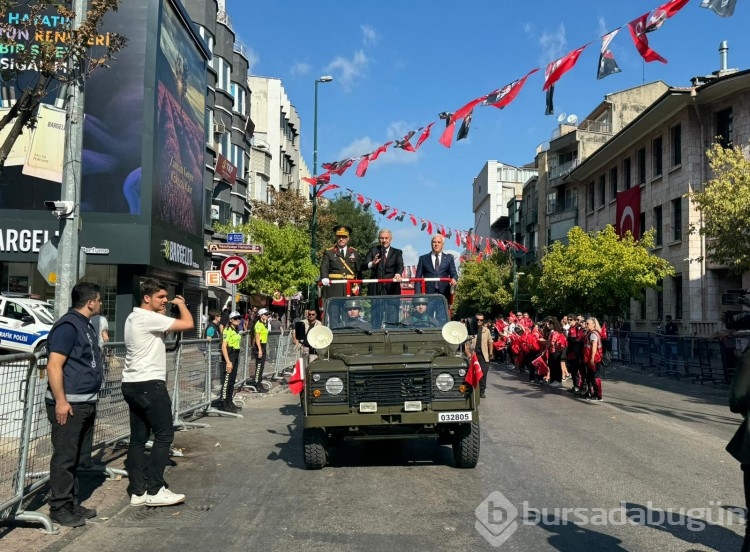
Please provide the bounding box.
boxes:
[90,313,109,349]
[122,278,193,508]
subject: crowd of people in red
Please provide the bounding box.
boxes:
[475,312,607,402]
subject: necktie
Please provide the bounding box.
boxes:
[434,255,440,272]
[340,248,345,257]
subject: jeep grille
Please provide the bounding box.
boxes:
[349,369,432,407]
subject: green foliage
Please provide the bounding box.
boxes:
[317,195,379,254]
[534,225,674,318]
[250,188,311,229]
[690,143,750,273]
[454,257,512,318]
[214,219,318,296]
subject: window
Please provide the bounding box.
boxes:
[563,188,577,211]
[216,58,231,92]
[588,181,595,212]
[639,292,647,320]
[671,197,682,241]
[654,205,663,246]
[623,157,632,189]
[231,83,246,116]
[639,212,646,240]
[716,108,733,148]
[671,124,682,166]
[598,175,605,207]
[547,191,557,214]
[673,274,683,320]
[637,147,646,184]
[609,167,618,200]
[205,109,214,145]
[652,136,663,177]
[196,26,215,71]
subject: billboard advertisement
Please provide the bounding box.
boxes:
[152,0,206,238]
[0,1,148,215]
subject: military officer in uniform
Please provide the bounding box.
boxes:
[403,297,440,328]
[320,225,362,324]
[335,299,372,331]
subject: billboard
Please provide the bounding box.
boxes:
[0,1,148,215]
[152,0,206,238]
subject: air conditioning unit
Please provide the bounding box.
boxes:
[213,121,227,135]
[210,204,220,220]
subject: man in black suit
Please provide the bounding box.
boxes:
[364,229,404,296]
[363,229,403,327]
[415,233,458,306]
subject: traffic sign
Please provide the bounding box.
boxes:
[208,243,263,254]
[227,232,244,243]
[205,270,222,286]
[220,256,248,284]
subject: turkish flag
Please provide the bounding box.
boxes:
[466,353,484,388]
[628,13,667,63]
[616,186,642,238]
[289,357,305,395]
[543,44,589,91]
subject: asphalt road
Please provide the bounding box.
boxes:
[2,363,746,552]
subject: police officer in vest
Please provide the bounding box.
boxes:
[45,282,104,527]
[220,311,243,412]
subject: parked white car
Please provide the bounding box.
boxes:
[0,294,54,354]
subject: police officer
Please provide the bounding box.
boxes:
[220,311,242,412]
[336,299,372,330]
[320,225,362,323]
[403,297,440,328]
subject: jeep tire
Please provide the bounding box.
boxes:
[452,421,480,468]
[303,428,327,470]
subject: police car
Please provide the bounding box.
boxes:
[0,293,54,354]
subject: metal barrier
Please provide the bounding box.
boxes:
[0,332,280,533]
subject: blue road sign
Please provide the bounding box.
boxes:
[227,233,244,243]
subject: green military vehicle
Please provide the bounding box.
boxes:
[297,293,480,469]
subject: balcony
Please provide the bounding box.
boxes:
[217,10,233,30]
[546,197,577,215]
[522,210,538,227]
[549,158,580,181]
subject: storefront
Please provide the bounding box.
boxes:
[0,0,210,340]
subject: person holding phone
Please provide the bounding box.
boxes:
[123,278,194,507]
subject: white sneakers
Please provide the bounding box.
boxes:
[131,487,185,507]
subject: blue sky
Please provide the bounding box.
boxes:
[224,0,748,266]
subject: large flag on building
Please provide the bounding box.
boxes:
[700,0,737,16]
[597,29,622,80]
[616,186,642,238]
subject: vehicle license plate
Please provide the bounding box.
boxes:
[437,411,472,423]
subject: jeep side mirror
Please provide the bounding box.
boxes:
[294,321,306,341]
[21,315,34,325]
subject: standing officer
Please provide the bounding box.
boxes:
[320,225,362,323]
[219,311,242,412]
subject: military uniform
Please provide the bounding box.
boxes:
[336,314,372,331]
[403,312,440,328]
[319,245,362,299]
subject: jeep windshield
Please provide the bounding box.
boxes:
[325,295,450,332]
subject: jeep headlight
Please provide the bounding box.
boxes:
[435,373,455,392]
[325,376,344,395]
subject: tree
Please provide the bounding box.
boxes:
[689,142,750,273]
[251,188,311,229]
[534,225,674,318]
[317,195,378,255]
[0,0,127,169]
[454,256,512,319]
[215,218,318,296]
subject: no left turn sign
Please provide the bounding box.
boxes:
[220,255,248,284]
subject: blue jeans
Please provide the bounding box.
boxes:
[45,402,96,512]
[121,380,174,495]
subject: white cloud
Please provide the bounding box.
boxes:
[334,120,428,166]
[245,47,260,73]
[361,24,378,46]
[290,61,311,77]
[401,244,419,267]
[539,23,566,65]
[336,136,380,160]
[324,49,369,90]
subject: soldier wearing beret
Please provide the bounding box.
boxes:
[320,225,362,324]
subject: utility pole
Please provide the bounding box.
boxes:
[54,0,86,319]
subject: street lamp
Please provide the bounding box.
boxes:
[513,270,525,313]
[310,75,333,265]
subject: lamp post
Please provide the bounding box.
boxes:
[513,270,525,313]
[310,75,333,266]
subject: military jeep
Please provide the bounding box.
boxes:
[299,294,479,469]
